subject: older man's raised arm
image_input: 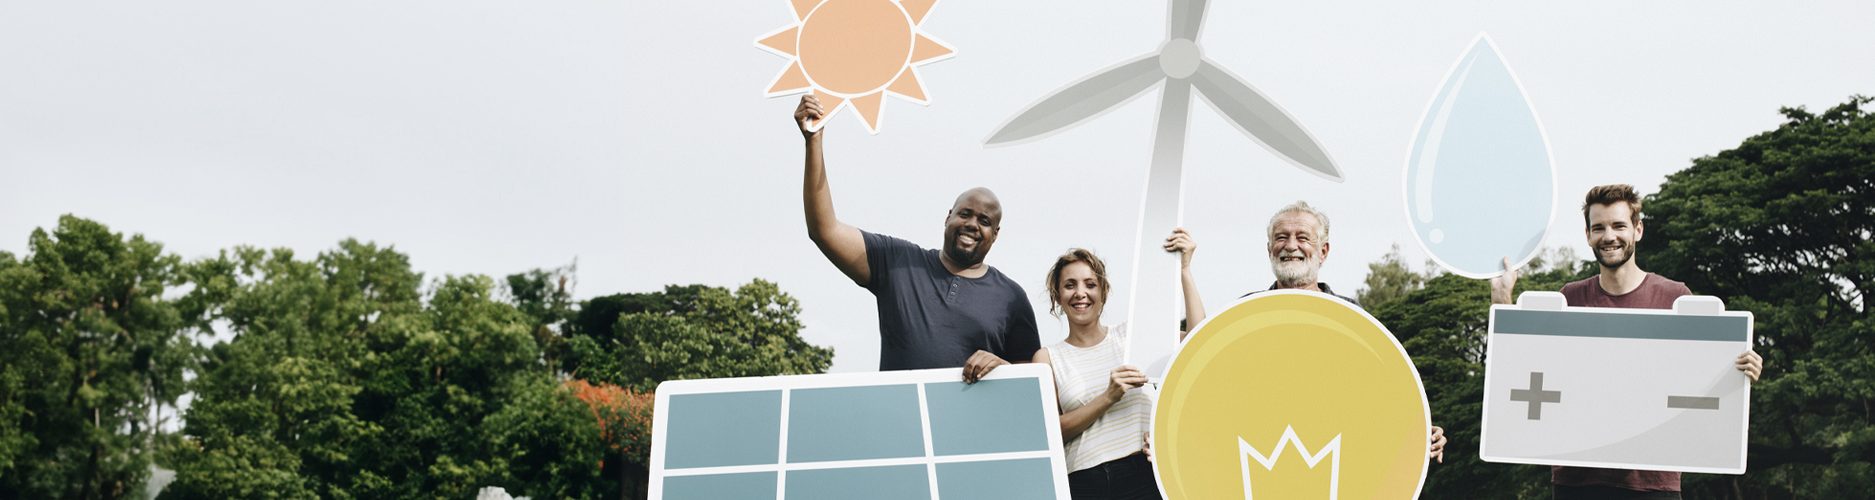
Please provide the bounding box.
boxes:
[798,95,870,287]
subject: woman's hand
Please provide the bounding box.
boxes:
[1105,364,1148,403]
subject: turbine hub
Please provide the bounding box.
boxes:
[1159,38,1201,79]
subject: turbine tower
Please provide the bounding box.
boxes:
[987,0,1342,376]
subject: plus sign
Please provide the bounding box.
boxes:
[1509,372,1562,420]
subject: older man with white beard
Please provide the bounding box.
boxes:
[1239,201,1361,305]
[1177,201,1449,462]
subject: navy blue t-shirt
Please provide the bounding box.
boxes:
[862,231,1040,371]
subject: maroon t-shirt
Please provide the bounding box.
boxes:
[1551,272,1692,492]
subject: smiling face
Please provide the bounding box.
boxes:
[942,189,1001,268]
[1045,249,1111,327]
[1585,202,1643,270]
[1267,210,1330,287]
[1052,261,1105,326]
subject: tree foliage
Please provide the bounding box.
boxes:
[134,247,832,499]
[505,265,577,374]
[1374,96,1874,498]
[161,244,611,498]
[0,216,198,499]
[1376,258,1591,499]
[1643,95,1875,498]
[564,280,834,392]
[1357,243,1428,307]
[564,380,654,465]
[483,377,609,499]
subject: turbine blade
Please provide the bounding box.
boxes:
[1169,0,1209,41]
[1190,59,1342,181]
[985,54,1165,145]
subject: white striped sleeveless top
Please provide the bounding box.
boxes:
[1046,323,1152,473]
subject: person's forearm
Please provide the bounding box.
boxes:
[1059,392,1118,441]
[1180,268,1205,340]
[803,136,837,242]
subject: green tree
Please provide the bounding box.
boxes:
[1375,258,1590,499]
[1643,95,1875,498]
[164,242,572,499]
[6,218,835,498]
[565,279,834,391]
[1357,243,1426,309]
[0,215,197,499]
[484,377,608,499]
[506,264,578,371]
[164,242,419,498]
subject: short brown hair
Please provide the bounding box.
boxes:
[1045,248,1110,317]
[1582,184,1643,228]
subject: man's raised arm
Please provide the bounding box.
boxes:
[798,95,870,287]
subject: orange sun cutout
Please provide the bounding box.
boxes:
[756,0,954,134]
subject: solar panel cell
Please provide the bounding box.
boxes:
[936,458,1057,499]
[926,378,1051,456]
[785,464,931,500]
[787,384,927,462]
[663,471,776,500]
[663,390,783,469]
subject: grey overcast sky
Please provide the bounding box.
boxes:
[4,0,1871,372]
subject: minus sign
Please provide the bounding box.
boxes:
[1666,396,1720,410]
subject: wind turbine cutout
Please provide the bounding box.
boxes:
[986,0,1343,380]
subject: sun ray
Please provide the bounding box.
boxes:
[789,0,819,21]
[767,62,812,96]
[886,68,928,103]
[812,89,848,123]
[755,26,799,56]
[852,92,884,132]
[901,0,938,24]
[911,34,954,65]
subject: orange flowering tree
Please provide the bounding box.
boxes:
[565,379,655,466]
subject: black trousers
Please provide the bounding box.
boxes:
[1554,485,1682,499]
[1066,453,1162,500]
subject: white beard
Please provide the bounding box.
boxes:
[1271,255,1320,286]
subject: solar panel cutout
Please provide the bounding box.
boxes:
[650,365,1072,500]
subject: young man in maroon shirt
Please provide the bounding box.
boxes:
[1490,184,1765,499]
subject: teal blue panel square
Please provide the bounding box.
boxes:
[663,472,776,500]
[787,384,925,463]
[784,464,930,500]
[664,390,782,469]
[925,378,1049,456]
[936,458,1057,500]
